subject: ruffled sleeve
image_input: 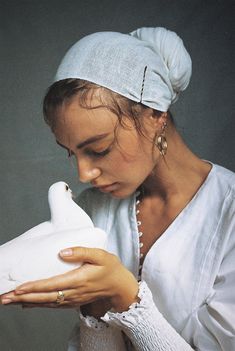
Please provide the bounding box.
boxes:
[102,281,194,351]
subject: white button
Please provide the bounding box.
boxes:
[140,253,144,258]
[139,242,144,248]
[138,231,143,237]
[137,221,141,226]
[136,209,140,215]
[136,199,140,205]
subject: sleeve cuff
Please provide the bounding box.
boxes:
[101,280,157,328]
[79,310,110,331]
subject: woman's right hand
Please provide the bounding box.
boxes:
[2,247,139,313]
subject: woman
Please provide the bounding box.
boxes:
[1,27,235,350]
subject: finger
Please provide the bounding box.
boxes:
[15,248,109,294]
[8,289,100,307]
[15,268,82,294]
[3,291,59,304]
[0,290,15,302]
[59,246,108,264]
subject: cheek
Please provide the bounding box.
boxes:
[108,146,154,176]
[101,128,156,176]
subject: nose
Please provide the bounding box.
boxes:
[77,158,101,183]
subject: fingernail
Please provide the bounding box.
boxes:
[2,298,12,304]
[60,248,73,256]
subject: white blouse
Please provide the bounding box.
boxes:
[68,163,235,351]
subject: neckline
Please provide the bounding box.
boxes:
[133,161,215,277]
[134,161,214,211]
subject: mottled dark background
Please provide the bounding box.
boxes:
[0,0,234,349]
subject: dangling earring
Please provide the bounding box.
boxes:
[155,121,168,156]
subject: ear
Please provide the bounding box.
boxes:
[148,111,168,131]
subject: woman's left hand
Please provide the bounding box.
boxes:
[0,247,139,313]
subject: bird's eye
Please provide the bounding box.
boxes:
[65,185,69,191]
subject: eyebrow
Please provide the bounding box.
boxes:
[56,133,110,150]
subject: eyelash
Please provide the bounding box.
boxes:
[67,148,111,158]
[88,148,111,157]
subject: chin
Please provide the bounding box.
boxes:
[109,188,136,199]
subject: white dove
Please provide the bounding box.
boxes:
[0,182,107,295]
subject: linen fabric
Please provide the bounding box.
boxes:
[55,27,192,112]
[68,162,235,350]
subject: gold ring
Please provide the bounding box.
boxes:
[56,290,65,304]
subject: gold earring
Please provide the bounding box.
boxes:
[155,121,168,156]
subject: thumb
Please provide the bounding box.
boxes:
[59,246,106,265]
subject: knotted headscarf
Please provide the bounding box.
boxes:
[55,27,192,112]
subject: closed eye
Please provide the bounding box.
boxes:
[87,148,111,157]
[56,139,113,159]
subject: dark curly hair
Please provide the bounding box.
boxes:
[43,78,173,138]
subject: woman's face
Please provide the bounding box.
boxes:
[54,96,160,198]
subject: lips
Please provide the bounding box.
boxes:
[94,182,119,192]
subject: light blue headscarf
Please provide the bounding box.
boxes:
[55,27,192,112]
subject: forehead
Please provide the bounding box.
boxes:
[54,97,119,144]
